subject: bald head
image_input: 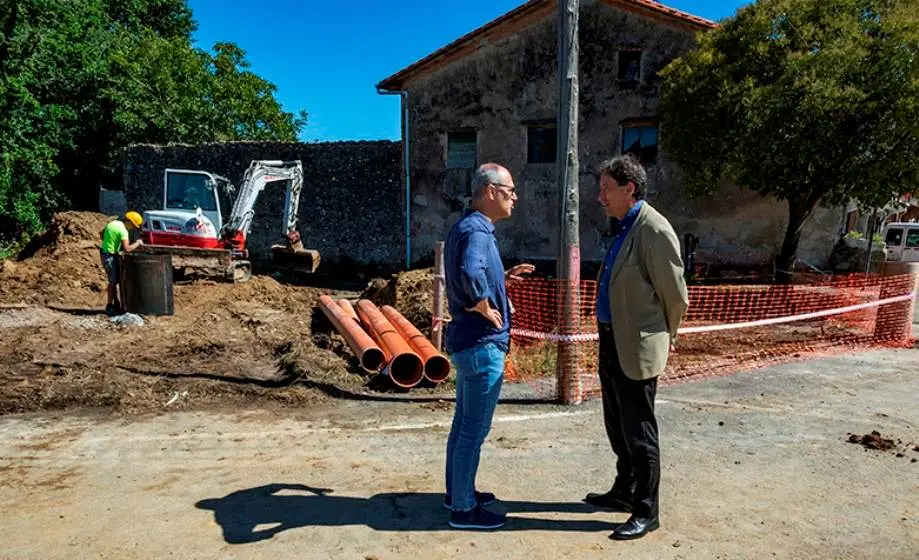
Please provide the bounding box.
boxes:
[469,162,517,222]
[471,163,511,202]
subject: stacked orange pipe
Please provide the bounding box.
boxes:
[317,295,385,372]
[357,300,424,388]
[341,298,393,363]
[337,299,360,323]
[382,305,451,383]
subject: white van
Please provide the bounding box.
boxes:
[883,222,919,262]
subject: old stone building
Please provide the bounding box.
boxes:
[377,0,843,270]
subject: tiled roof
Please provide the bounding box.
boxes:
[377,0,716,91]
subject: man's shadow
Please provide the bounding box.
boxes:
[196,483,618,544]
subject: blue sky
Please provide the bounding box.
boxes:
[188,0,750,142]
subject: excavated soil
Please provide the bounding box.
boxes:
[0,212,113,307]
[361,268,448,339]
[846,431,897,451]
[845,430,919,461]
[0,212,393,415]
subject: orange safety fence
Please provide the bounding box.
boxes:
[505,272,918,403]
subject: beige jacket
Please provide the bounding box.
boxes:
[603,202,689,380]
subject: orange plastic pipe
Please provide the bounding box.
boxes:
[318,295,384,372]
[338,299,360,323]
[343,298,393,364]
[357,300,424,388]
[381,305,451,383]
[339,298,393,363]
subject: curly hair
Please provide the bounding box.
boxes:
[598,154,647,200]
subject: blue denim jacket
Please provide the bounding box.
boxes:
[444,209,509,354]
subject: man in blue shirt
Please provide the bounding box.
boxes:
[443,162,532,530]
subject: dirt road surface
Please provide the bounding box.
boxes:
[1,348,918,560]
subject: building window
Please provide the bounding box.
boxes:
[527,125,557,164]
[618,50,642,83]
[446,131,477,169]
[845,209,860,233]
[622,122,658,165]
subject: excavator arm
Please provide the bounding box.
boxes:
[222,160,319,273]
[221,160,303,242]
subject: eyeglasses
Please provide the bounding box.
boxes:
[490,182,517,195]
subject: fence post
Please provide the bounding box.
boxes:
[432,241,446,352]
[873,262,919,344]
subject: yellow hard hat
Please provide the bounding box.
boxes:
[124,211,143,228]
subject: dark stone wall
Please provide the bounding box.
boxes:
[402,1,842,267]
[122,141,403,266]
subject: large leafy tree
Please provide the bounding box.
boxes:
[0,0,306,245]
[660,0,919,281]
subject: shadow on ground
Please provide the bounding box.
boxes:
[196,483,616,543]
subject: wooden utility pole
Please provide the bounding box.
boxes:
[556,0,581,404]
[432,241,446,351]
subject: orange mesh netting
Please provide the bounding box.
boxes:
[505,273,918,403]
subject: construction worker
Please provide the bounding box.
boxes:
[100,211,144,315]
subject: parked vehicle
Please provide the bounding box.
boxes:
[882,222,919,263]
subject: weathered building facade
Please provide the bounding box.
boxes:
[378,0,843,269]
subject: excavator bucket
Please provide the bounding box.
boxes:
[271,231,320,274]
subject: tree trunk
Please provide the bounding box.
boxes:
[775,198,819,284]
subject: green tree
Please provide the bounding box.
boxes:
[0,0,306,245]
[660,0,919,281]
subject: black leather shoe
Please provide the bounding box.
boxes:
[611,516,660,540]
[584,490,632,512]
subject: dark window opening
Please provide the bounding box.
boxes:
[446,131,477,169]
[845,210,860,232]
[885,228,904,246]
[618,50,642,83]
[622,123,658,165]
[527,126,557,164]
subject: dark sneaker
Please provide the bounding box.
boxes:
[443,490,497,510]
[448,506,506,530]
[105,304,117,316]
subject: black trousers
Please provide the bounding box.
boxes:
[597,322,660,519]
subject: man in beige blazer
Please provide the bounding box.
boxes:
[585,154,689,541]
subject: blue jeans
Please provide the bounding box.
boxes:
[445,342,505,512]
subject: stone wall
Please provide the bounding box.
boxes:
[122,141,403,266]
[401,0,842,268]
[98,187,126,217]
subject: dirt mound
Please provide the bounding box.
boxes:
[0,211,114,307]
[361,268,448,337]
[0,278,353,416]
[19,211,112,259]
[847,431,896,451]
[0,212,435,414]
[846,431,919,461]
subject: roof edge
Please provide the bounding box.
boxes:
[376,0,716,91]
[377,0,552,92]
